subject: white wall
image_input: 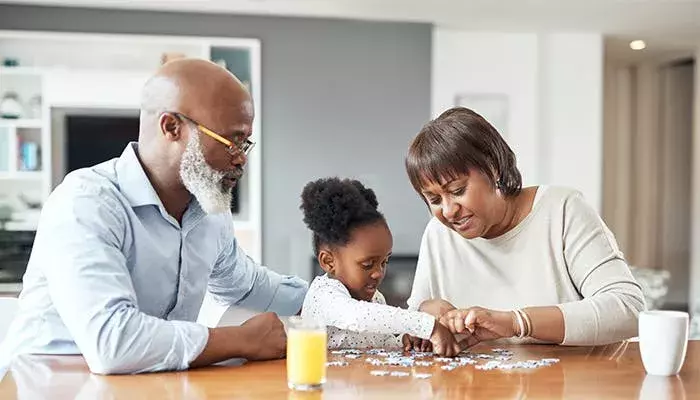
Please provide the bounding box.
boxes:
[691,50,700,314]
[432,31,539,188]
[432,29,604,210]
[540,34,603,209]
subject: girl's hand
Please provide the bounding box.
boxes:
[429,321,463,357]
[402,334,432,352]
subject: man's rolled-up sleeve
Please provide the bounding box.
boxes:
[207,230,308,316]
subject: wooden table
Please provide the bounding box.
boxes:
[1,341,698,399]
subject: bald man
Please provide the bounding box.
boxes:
[0,59,308,374]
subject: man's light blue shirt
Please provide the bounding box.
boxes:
[0,143,308,374]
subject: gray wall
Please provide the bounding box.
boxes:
[0,5,433,277]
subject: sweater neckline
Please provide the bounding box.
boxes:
[476,186,549,245]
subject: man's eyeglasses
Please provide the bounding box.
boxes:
[171,112,255,156]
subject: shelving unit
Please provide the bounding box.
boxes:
[0,119,43,128]
[0,30,262,261]
[0,67,44,76]
[0,171,43,180]
[0,66,45,245]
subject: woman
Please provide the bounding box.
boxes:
[405,107,645,347]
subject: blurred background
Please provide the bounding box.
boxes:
[0,0,698,330]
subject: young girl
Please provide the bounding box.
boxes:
[300,177,460,355]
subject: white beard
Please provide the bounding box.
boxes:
[179,133,233,215]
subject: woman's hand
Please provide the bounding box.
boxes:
[439,307,518,348]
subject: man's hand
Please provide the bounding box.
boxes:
[419,299,457,318]
[239,312,287,360]
[439,307,517,348]
[190,312,287,368]
[429,321,462,357]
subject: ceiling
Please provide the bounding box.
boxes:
[2,0,700,47]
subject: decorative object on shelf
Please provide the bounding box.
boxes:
[214,59,227,69]
[18,140,40,171]
[454,93,509,137]
[18,193,41,210]
[161,52,187,65]
[0,92,23,119]
[1,58,19,67]
[27,95,42,119]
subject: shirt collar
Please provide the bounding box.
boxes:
[115,142,166,208]
[115,142,208,227]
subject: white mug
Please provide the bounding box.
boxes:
[639,311,689,376]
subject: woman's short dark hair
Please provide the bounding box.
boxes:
[405,107,522,197]
[300,177,385,256]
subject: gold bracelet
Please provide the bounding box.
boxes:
[513,310,526,338]
[518,309,533,337]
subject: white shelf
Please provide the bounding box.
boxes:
[0,283,22,293]
[0,119,42,129]
[0,171,43,180]
[4,219,38,231]
[0,66,45,76]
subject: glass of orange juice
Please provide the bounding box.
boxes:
[286,316,327,391]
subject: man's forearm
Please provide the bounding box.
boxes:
[190,326,251,368]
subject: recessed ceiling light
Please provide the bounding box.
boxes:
[630,40,646,50]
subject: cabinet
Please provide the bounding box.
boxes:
[0,31,262,260]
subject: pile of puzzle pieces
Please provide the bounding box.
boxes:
[326,348,560,379]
